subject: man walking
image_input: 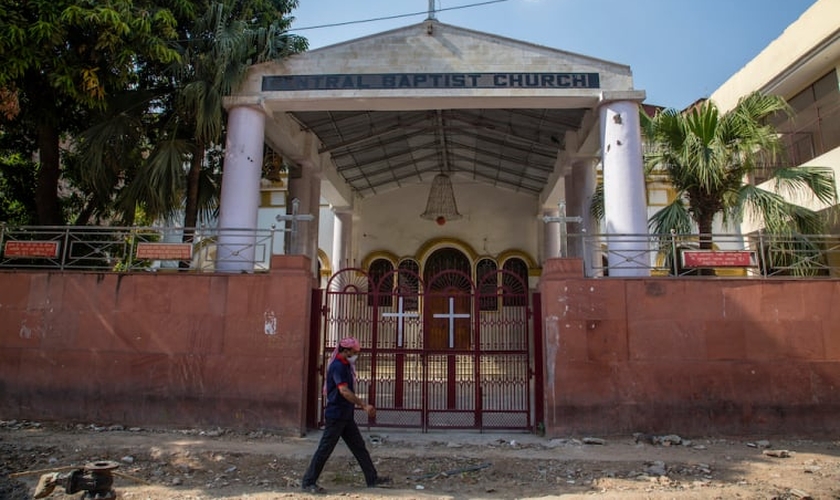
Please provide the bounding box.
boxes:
[302,337,391,493]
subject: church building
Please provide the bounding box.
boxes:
[219,11,649,284]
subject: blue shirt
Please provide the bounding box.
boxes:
[324,355,355,421]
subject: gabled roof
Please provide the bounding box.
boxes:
[279,21,632,83]
[245,20,640,198]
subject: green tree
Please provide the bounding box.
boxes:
[174,0,306,232]
[0,0,183,224]
[641,92,836,246]
[0,152,38,225]
[77,0,307,231]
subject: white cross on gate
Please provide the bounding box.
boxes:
[381,296,419,347]
[433,296,471,348]
[543,201,583,257]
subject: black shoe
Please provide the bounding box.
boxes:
[368,476,392,488]
[302,484,327,494]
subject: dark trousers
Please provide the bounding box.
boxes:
[302,418,378,487]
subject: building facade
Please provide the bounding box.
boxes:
[709,0,840,234]
[224,18,650,283]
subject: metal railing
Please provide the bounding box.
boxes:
[570,232,840,278]
[0,225,287,273]
[2,225,839,278]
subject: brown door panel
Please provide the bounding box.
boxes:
[425,294,471,350]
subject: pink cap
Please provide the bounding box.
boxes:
[339,337,360,350]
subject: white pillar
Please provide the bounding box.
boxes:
[599,99,649,277]
[216,105,265,272]
[332,207,354,270]
[542,206,560,261]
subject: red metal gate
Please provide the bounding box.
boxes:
[318,267,535,432]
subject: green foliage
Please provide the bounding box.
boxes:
[0,152,37,225]
[1,0,180,107]
[152,0,306,229]
[640,92,837,244]
[1,0,307,226]
[0,0,184,224]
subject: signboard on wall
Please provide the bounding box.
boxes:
[135,243,193,261]
[3,241,60,258]
[681,250,758,268]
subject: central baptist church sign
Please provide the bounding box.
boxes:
[263,72,600,91]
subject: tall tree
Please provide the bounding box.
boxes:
[641,92,837,246]
[0,0,183,224]
[171,0,307,232]
[77,0,307,229]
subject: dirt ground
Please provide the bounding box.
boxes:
[1,420,839,500]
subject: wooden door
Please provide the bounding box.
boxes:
[425,293,471,350]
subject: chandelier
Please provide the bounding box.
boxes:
[420,173,462,225]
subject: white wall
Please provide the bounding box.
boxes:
[741,148,840,234]
[356,180,539,263]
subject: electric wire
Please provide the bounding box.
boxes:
[290,0,510,32]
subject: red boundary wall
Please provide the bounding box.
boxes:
[0,256,315,434]
[2,256,840,437]
[539,259,840,437]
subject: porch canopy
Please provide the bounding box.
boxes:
[220,19,648,276]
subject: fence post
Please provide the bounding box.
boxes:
[126,227,137,270]
[61,226,70,271]
[670,229,679,276]
[580,231,589,276]
[758,229,767,277]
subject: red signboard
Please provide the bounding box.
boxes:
[682,250,757,268]
[135,242,193,261]
[3,241,60,258]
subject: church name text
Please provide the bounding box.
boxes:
[262,72,600,91]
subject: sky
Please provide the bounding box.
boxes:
[288,0,817,110]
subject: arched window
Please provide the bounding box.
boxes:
[502,258,528,307]
[423,247,471,285]
[398,259,420,311]
[368,258,394,307]
[476,258,498,311]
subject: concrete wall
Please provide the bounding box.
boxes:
[3,257,840,437]
[0,256,315,433]
[539,259,840,437]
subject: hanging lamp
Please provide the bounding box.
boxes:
[420,173,462,225]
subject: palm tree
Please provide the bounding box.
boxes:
[641,92,836,249]
[73,1,307,230]
[134,1,307,234]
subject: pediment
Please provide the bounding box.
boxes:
[255,21,634,92]
[236,21,643,206]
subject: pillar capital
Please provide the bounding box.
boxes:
[332,206,355,216]
[598,90,647,106]
[223,95,269,113]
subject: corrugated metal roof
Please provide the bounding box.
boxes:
[288,107,587,197]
